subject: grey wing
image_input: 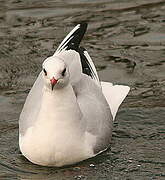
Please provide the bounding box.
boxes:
[75,47,113,154]
[59,24,114,153]
[76,75,113,154]
[19,72,43,136]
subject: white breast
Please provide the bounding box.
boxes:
[19,84,94,167]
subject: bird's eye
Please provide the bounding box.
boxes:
[62,68,66,76]
[43,68,47,76]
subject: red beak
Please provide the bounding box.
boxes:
[50,77,58,90]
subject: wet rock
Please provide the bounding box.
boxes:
[74,175,86,180]
[89,164,95,167]
[73,167,81,171]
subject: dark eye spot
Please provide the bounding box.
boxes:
[62,68,66,76]
[43,68,47,76]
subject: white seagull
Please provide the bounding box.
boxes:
[19,23,130,167]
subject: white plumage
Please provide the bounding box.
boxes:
[19,23,130,167]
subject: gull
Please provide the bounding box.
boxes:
[19,23,130,167]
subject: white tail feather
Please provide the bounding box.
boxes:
[101,82,130,120]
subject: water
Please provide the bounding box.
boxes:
[0,0,165,179]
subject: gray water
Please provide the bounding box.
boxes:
[0,0,165,179]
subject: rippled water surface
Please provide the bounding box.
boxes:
[0,0,165,179]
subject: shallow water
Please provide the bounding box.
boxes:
[0,0,165,179]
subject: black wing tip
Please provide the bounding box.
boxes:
[56,23,88,53]
[79,22,88,31]
[78,47,92,78]
[66,23,88,51]
[78,46,99,82]
[78,22,88,38]
[79,46,86,52]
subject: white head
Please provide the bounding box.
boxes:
[42,56,69,90]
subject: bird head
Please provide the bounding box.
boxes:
[42,56,69,91]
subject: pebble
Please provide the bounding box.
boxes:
[89,164,95,167]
